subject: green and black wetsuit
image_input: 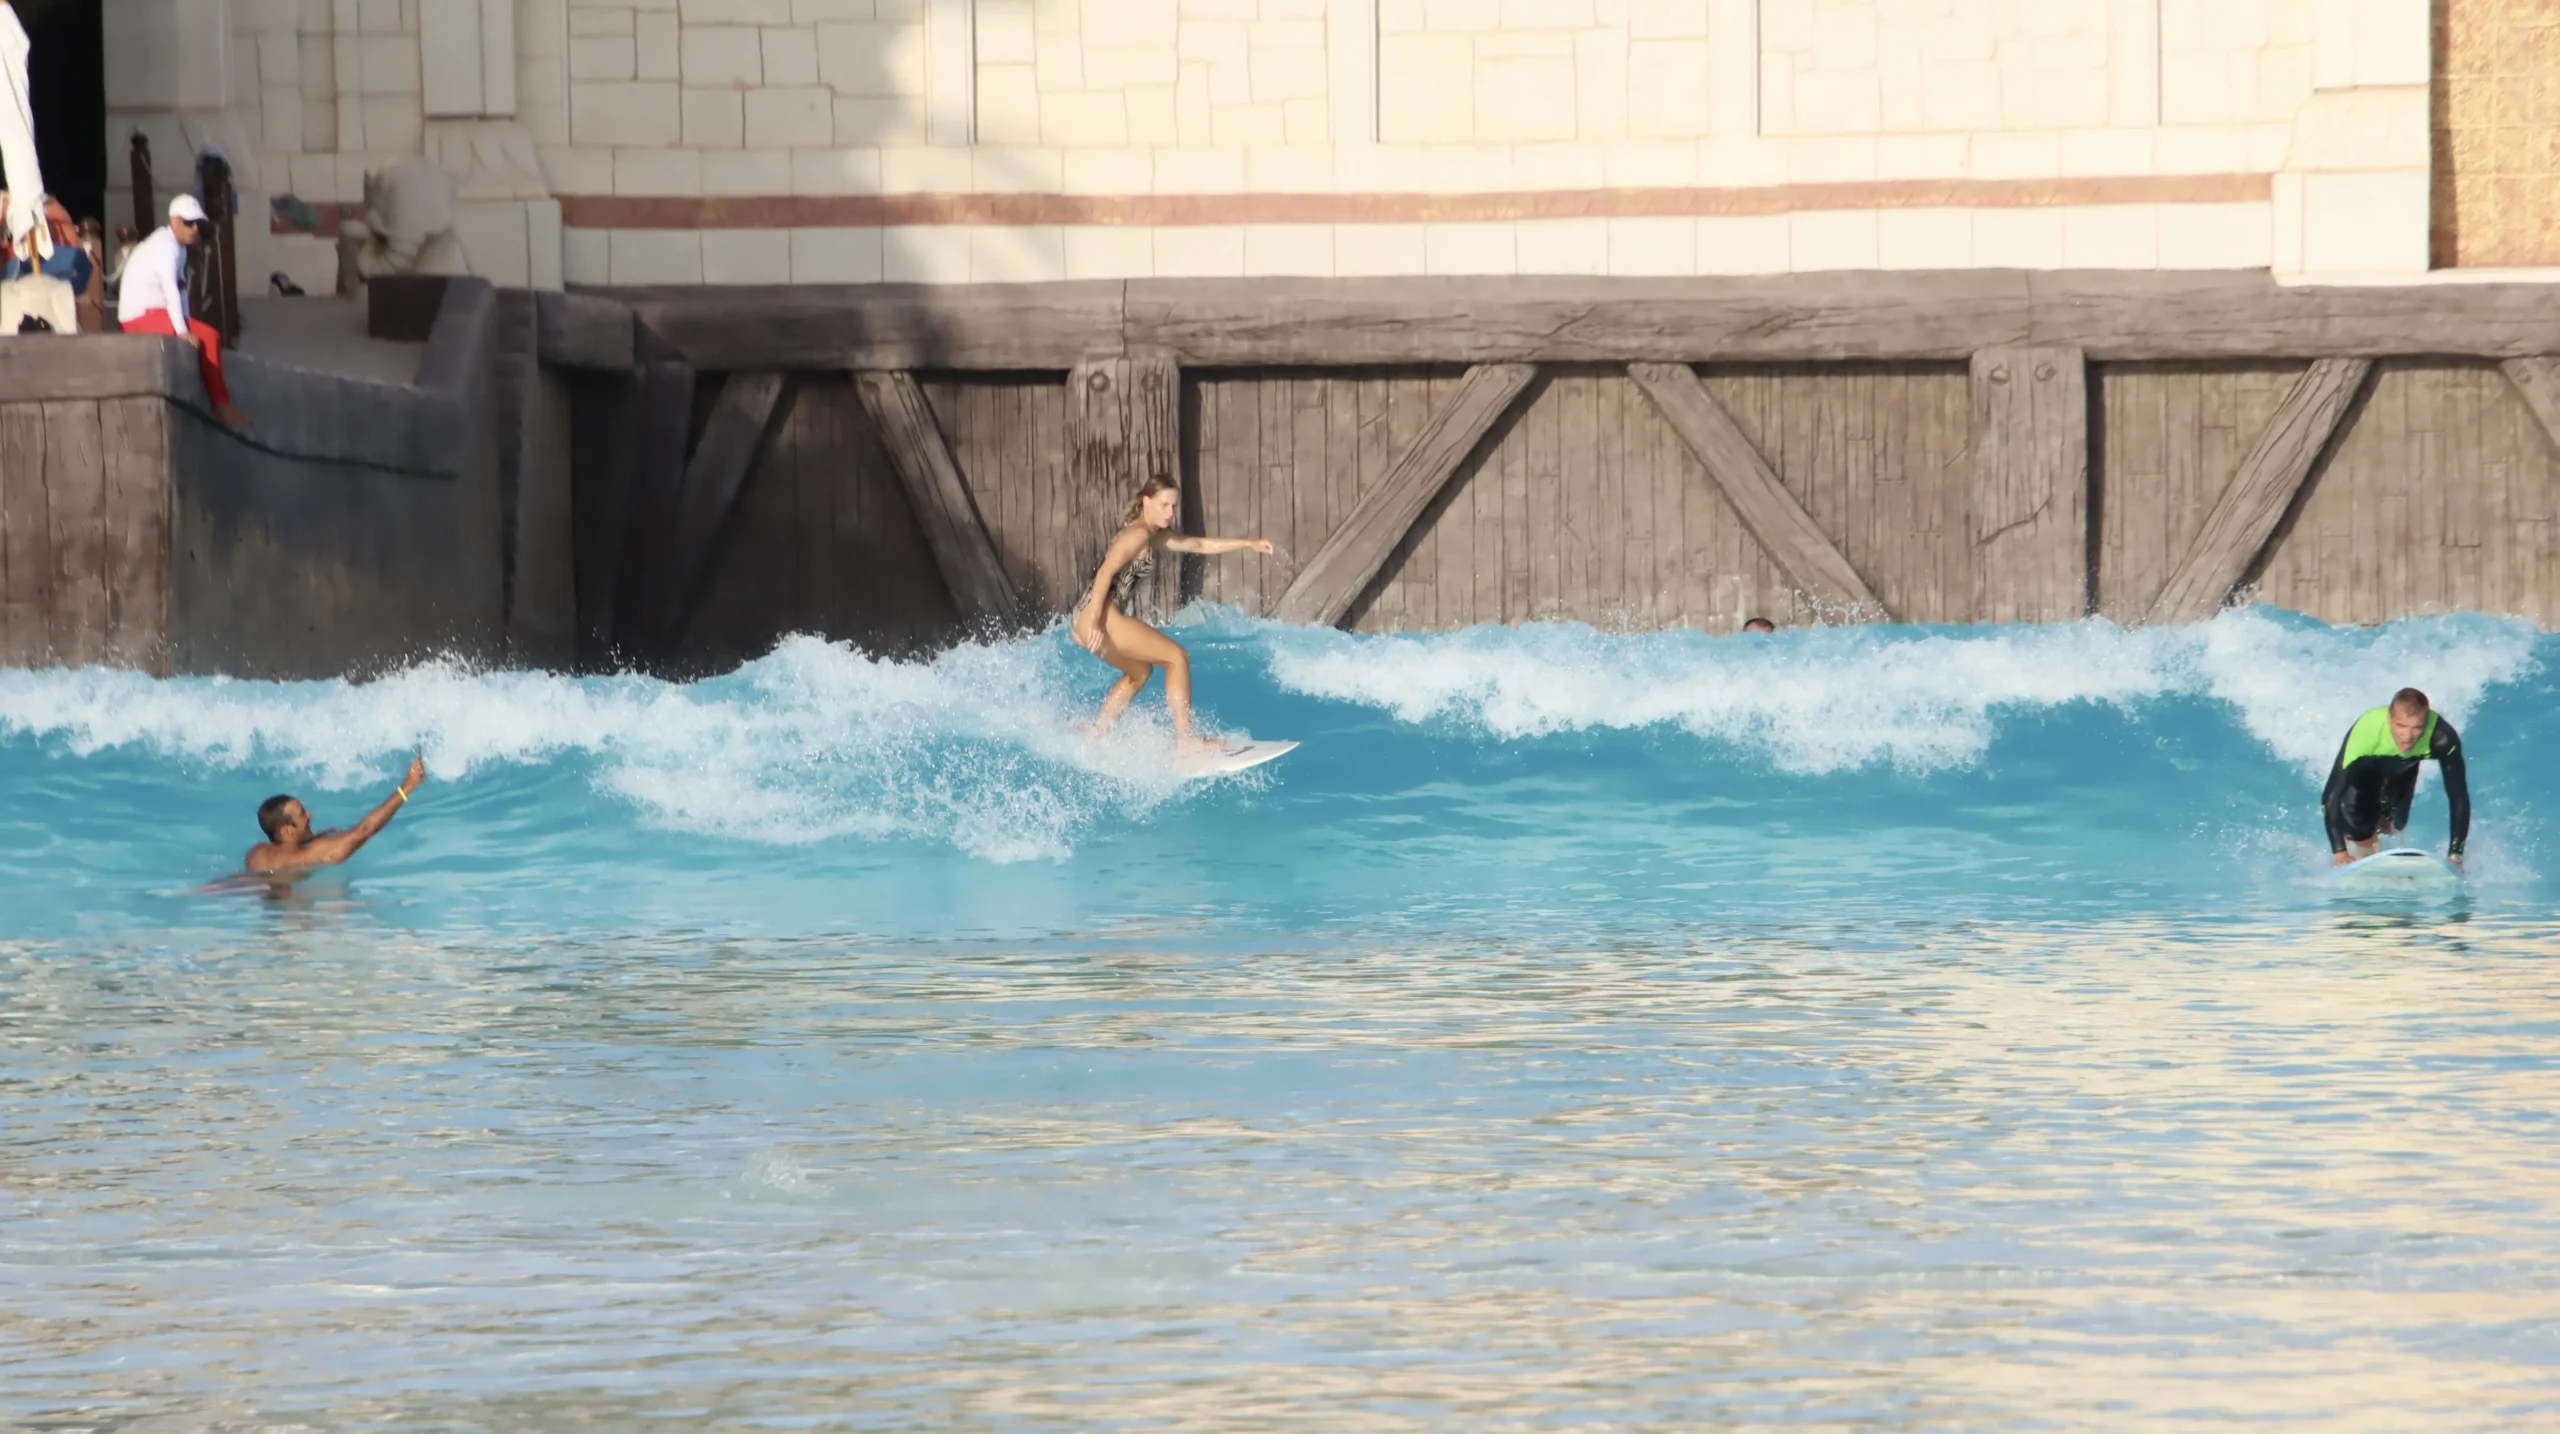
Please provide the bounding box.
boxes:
[2321,706,2469,858]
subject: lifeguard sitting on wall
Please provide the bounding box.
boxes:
[117,195,249,428]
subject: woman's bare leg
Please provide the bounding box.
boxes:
[1102,612,1205,752]
[1090,653,1151,736]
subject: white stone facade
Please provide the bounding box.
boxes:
[98,0,2449,290]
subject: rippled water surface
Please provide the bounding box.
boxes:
[5,609,2557,1429]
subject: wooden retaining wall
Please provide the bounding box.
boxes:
[12,273,2560,680]
[592,273,2560,672]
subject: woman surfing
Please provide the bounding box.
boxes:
[1070,478,1273,756]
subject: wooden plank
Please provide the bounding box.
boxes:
[1066,353,1181,619]
[855,370,1021,623]
[98,396,170,671]
[0,403,50,664]
[1501,385,1530,621]
[1628,362,1886,618]
[42,401,108,667]
[535,291,637,372]
[1256,377,1288,616]
[1129,273,2031,367]
[615,281,1131,372]
[1556,374,1594,620]
[1970,346,2089,624]
[611,358,696,656]
[1323,376,1359,606]
[570,368,638,665]
[784,378,832,633]
[2498,357,2560,464]
[653,372,793,641]
[2145,358,2372,625]
[1353,374,1405,629]
[1526,376,1561,620]
[1286,381,1323,614]
[1270,363,1535,628]
[599,274,2560,373]
[2025,271,2560,361]
[1595,371,1626,616]
[1472,377,1505,624]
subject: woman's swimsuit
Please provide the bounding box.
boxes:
[1080,540,1155,617]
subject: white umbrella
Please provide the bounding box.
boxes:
[0,1,51,261]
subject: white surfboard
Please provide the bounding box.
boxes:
[1176,739,1298,779]
[2330,847,2461,885]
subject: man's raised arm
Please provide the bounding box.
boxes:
[305,757,426,866]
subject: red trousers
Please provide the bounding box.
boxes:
[122,308,233,408]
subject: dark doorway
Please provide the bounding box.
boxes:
[22,0,106,226]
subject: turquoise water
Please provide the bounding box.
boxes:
[5,607,2557,1427]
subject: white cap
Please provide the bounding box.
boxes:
[169,194,207,224]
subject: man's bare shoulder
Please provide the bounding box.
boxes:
[243,842,325,875]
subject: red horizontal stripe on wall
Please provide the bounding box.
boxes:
[556,174,2271,230]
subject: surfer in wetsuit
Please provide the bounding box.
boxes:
[243,755,427,876]
[2324,688,2468,870]
[1070,477,1273,755]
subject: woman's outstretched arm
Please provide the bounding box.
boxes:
[1162,535,1274,555]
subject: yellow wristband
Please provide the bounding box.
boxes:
[394,785,409,805]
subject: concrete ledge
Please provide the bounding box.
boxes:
[0,281,509,479]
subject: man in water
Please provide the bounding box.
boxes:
[2324,688,2468,870]
[1741,617,1776,634]
[245,756,426,875]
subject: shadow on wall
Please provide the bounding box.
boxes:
[572,2,1097,672]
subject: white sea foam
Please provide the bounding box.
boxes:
[0,609,2540,863]
[1261,606,2542,776]
[0,633,1194,863]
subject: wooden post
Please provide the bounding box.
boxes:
[193,152,241,342]
[610,357,696,654]
[2145,358,2372,625]
[1969,345,2089,624]
[42,400,108,668]
[1627,362,1888,619]
[1270,363,1536,628]
[1066,352,1180,618]
[656,372,793,642]
[570,368,638,667]
[1,403,51,665]
[127,133,154,238]
[99,396,171,672]
[853,371,1020,623]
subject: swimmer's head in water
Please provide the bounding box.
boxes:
[1121,477,1181,530]
[257,794,308,841]
[1742,617,1776,634]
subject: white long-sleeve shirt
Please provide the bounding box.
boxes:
[115,224,187,328]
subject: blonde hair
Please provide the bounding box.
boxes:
[1121,476,1180,525]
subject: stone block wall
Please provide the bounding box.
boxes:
[92,0,2524,289]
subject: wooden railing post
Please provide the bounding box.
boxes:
[192,151,241,342]
[126,133,154,238]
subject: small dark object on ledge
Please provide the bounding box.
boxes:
[271,272,305,296]
[367,273,449,342]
